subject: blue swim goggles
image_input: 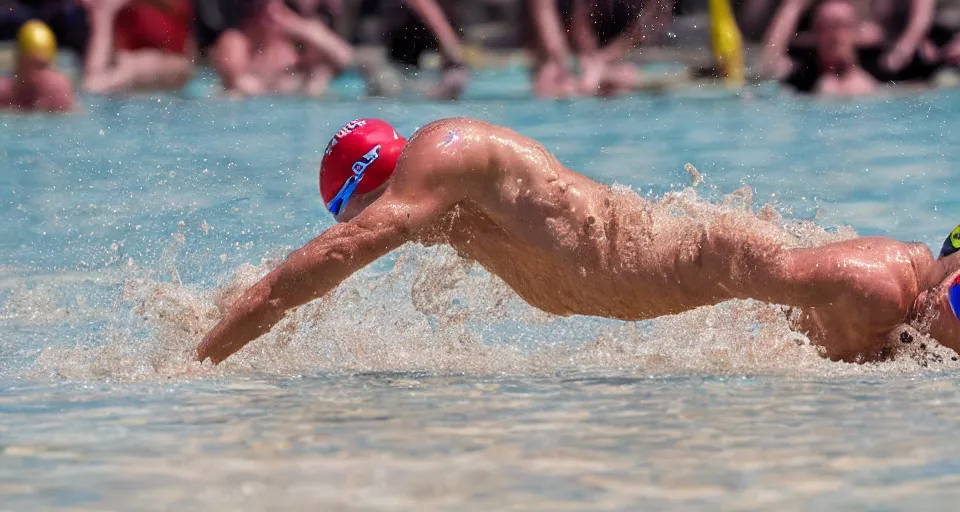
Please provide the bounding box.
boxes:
[326,145,381,216]
[940,225,960,320]
[948,274,960,321]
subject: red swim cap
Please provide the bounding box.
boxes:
[319,118,407,207]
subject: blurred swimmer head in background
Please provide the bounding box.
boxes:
[16,20,58,72]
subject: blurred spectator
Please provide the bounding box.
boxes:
[208,0,352,97]
[759,0,960,87]
[0,19,75,111]
[81,0,196,93]
[526,0,673,98]
[194,0,247,58]
[778,0,877,95]
[758,0,875,79]
[359,0,469,100]
[873,0,937,75]
[738,0,780,41]
[869,0,960,81]
[293,0,352,96]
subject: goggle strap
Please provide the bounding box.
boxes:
[327,174,362,215]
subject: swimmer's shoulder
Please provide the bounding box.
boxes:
[408,117,505,142]
[407,117,540,159]
[395,117,508,192]
[403,117,502,169]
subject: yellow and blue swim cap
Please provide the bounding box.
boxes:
[16,20,57,64]
[940,224,960,258]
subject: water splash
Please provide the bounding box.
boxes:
[13,186,959,383]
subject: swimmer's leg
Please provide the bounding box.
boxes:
[674,212,860,310]
[680,213,921,360]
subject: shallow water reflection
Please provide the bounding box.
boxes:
[3,373,960,509]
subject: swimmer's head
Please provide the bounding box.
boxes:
[814,0,858,72]
[16,20,57,68]
[941,224,960,259]
[911,225,960,352]
[914,269,960,354]
[320,118,407,222]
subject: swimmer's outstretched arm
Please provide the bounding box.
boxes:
[196,195,438,364]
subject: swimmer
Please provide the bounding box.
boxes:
[0,20,75,112]
[196,117,955,365]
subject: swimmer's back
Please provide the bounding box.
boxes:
[404,118,610,225]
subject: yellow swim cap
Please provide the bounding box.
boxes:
[17,20,57,64]
[941,225,960,258]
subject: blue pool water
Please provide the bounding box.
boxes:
[3,71,960,509]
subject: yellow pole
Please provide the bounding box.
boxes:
[709,0,745,87]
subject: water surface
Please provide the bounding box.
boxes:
[2,72,960,509]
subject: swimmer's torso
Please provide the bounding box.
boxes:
[410,120,719,319]
[400,120,931,363]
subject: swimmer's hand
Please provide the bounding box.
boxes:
[196,276,286,364]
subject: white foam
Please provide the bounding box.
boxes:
[15,186,959,383]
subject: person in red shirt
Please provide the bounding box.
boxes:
[80,0,196,93]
